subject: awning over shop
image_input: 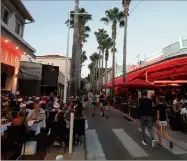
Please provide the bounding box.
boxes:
[19,68,40,80]
[126,55,187,82]
[148,64,187,81]
[123,79,159,89]
[107,77,123,88]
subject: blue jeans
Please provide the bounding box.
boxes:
[140,116,155,142]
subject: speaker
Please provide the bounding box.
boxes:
[42,65,59,86]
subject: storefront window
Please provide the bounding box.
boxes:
[1,5,10,25]
[15,19,22,35]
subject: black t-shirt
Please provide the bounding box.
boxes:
[139,98,153,116]
[156,103,167,121]
[99,95,104,103]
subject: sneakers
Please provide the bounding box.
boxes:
[142,140,148,146]
[169,142,173,149]
[54,141,61,146]
[152,140,156,147]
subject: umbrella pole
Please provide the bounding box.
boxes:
[138,89,140,107]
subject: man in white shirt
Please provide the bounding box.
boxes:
[27,100,46,121]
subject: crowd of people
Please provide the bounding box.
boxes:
[1,91,86,148]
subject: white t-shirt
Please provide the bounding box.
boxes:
[181,108,187,115]
[173,99,177,105]
[27,108,46,121]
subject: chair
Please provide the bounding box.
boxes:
[47,111,57,122]
[73,119,85,147]
[3,125,27,160]
[48,121,67,152]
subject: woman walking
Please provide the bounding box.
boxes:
[156,96,173,149]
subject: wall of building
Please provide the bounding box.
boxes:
[1,0,35,94]
[1,0,25,38]
[36,57,71,80]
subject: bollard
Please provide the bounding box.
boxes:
[69,112,74,153]
[56,155,63,160]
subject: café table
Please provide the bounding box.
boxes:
[27,120,46,135]
[23,120,46,155]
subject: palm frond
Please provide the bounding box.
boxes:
[119,20,125,27]
[100,17,109,24]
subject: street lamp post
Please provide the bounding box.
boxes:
[63,12,91,104]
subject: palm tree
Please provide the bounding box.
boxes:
[122,0,131,83]
[65,7,92,94]
[70,0,79,96]
[94,29,108,88]
[90,52,100,89]
[101,7,124,98]
[88,62,94,89]
[102,36,113,91]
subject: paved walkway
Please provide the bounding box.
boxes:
[84,105,187,160]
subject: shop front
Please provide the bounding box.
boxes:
[1,36,23,93]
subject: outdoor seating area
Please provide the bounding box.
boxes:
[1,94,88,160]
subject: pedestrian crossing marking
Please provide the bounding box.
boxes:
[112,129,148,158]
[85,129,106,160]
[138,128,187,155]
[152,127,187,151]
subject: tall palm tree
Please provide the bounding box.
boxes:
[122,0,131,83]
[88,63,94,89]
[66,7,92,94]
[90,52,100,89]
[94,29,108,88]
[101,7,124,98]
[70,0,79,96]
[102,36,113,91]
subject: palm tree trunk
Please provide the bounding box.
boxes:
[98,51,101,89]
[123,14,128,83]
[105,59,107,93]
[112,40,115,99]
[70,0,79,96]
[111,24,117,99]
[101,50,104,87]
[95,61,98,89]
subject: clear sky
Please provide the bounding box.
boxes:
[23,0,187,78]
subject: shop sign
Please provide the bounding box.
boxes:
[1,48,20,67]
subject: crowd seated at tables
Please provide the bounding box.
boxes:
[113,91,187,133]
[1,91,86,159]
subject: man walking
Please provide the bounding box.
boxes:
[139,90,156,147]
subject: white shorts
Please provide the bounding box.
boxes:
[104,106,108,111]
[159,121,167,127]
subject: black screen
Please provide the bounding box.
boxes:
[42,65,59,86]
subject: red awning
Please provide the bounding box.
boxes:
[106,77,123,88]
[126,70,146,82]
[126,56,187,82]
[123,79,158,88]
[148,64,187,81]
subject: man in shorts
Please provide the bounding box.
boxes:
[103,93,109,119]
[92,91,97,117]
[99,92,105,117]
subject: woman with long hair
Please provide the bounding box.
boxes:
[156,96,173,149]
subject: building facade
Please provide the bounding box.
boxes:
[1,0,35,94]
[35,55,71,81]
[18,61,65,97]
